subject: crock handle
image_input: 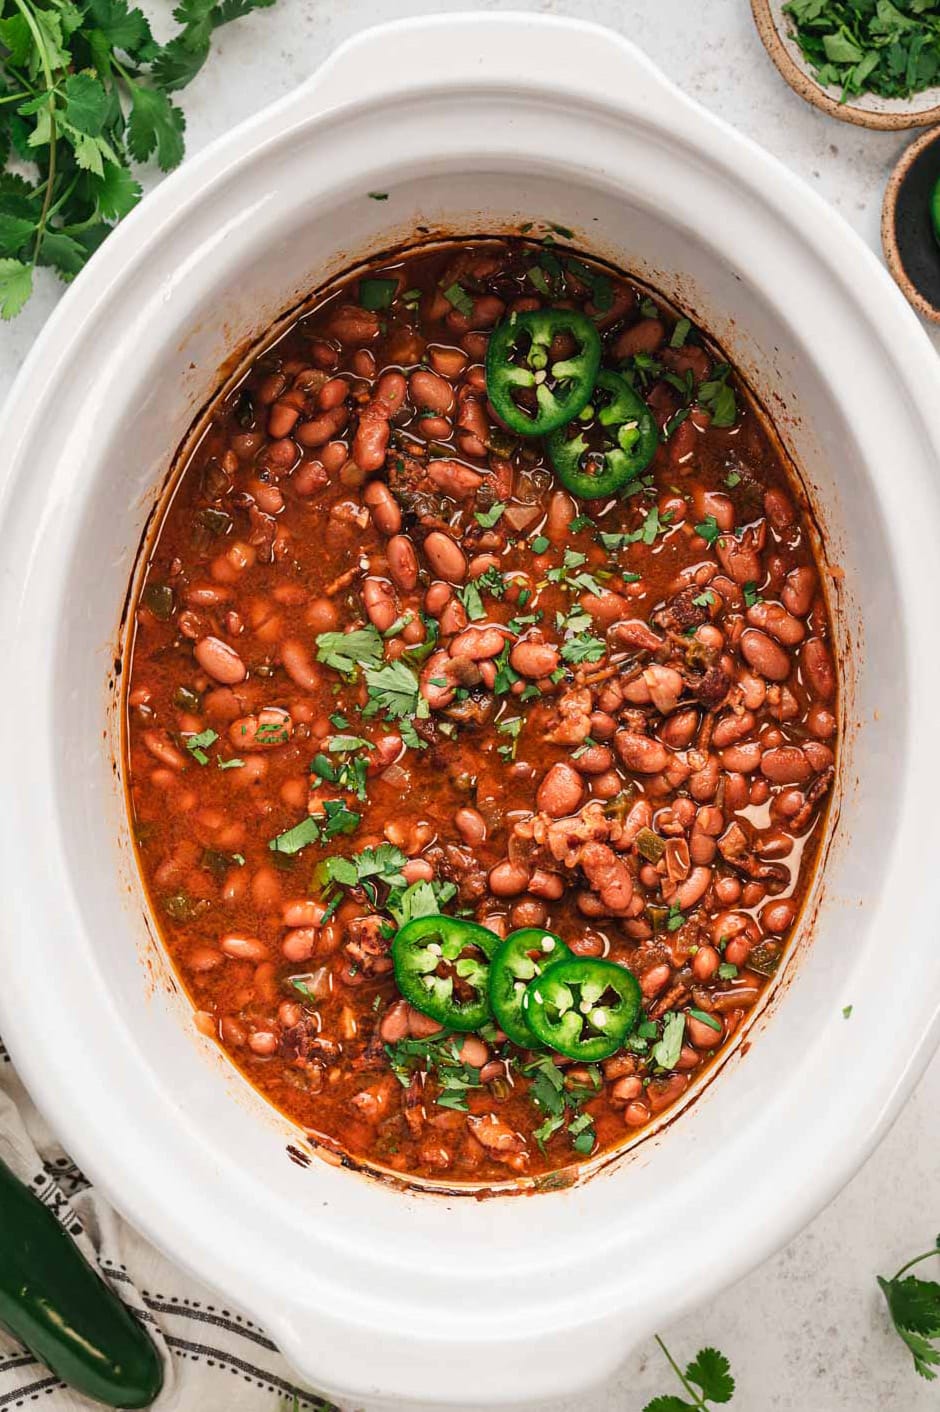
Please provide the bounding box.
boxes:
[292,12,683,123]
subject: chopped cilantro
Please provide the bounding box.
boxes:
[442,282,473,317]
[652,1011,686,1069]
[531,534,550,554]
[670,317,692,348]
[694,515,721,545]
[183,728,218,766]
[364,660,422,719]
[475,501,506,528]
[316,625,384,676]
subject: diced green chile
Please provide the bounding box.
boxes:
[546,369,659,497]
[523,956,642,1060]
[392,915,500,1031]
[488,928,573,1047]
[485,309,601,436]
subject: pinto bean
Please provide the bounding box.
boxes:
[715,529,763,585]
[449,626,506,660]
[613,319,665,358]
[423,531,467,582]
[572,744,613,775]
[581,591,632,628]
[720,741,763,773]
[194,636,247,685]
[802,637,836,701]
[427,459,484,499]
[410,368,454,414]
[488,861,531,897]
[221,933,268,963]
[710,710,752,749]
[510,640,560,678]
[420,650,455,709]
[537,762,585,817]
[380,1000,411,1043]
[740,628,791,682]
[675,866,712,911]
[362,576,399,631]
[387,535,419,591]
[763,487,796,530]
[454,807,487,845]
[615,732,669,774]
[529,869,564,900]
[760,746,811,784]
[660,707,699,750]
[280,639,319,691]
[296,406,348,447]
[688,1014,723,1049]
[782,564,817,617]
[746,600,805,646]
[363,480,402,536]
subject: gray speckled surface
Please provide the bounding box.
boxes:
[2,3,939,1408]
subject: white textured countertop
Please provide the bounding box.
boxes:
[2,3,938,1409]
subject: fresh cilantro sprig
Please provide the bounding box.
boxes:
[643,1337,735,1411]
[878,1235,940,1379]
[0,0,277,318]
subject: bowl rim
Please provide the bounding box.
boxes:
[751,0,940,130]
[882,124,940,322]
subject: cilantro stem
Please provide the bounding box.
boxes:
[890,1246,940,1283]
[0,89,30,106]
[12,0,57,267]
[653,1336,706,1410]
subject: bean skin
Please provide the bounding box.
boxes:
[362,577,399,631]
[510,640,560,679]
[488,861,531,897]
[387,535,419,591]
[410,368,454,414]
[454,807,487,845]
[194,636,247,685]
[746,600,805,646]
[802,637,836,701]
[760,746,811,784]
[781,564,816,617]
[537,762,585,817]
[675,866,712,911]
[423,531,467,582]
[615,732,669,774]
[363,480,402,536]
[740,628,791,682]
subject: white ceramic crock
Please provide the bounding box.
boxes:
[2,14,940,1410]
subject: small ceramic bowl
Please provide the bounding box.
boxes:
[752,0,940,130]
[883,125,940,322]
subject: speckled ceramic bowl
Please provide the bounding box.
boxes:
[753,0,940,129]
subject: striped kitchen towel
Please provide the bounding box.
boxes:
[0,1038,337,1412]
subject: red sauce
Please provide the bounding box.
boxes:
[125,239,837,1185]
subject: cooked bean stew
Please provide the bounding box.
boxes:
[126,239,838,1186]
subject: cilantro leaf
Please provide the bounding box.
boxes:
[63,73,109,136]
[268,815,321,856]
[93,161,142,220]
[0,259,33,319]
[686,1348,735,1404]
[316,624,385,675]
[364,660,421,719]
[652,1012,685,1070]
[878,1246,940,1380]
[126,83,186,170]
[642,1399,693,1412]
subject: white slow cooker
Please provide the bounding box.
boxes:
[1,14,939,1409]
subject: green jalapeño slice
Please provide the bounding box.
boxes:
[488,928,574,1048]
[485,308,602,437]
[523,956,642,1060]
[546,369,659,497]
[392,915,500,1031]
